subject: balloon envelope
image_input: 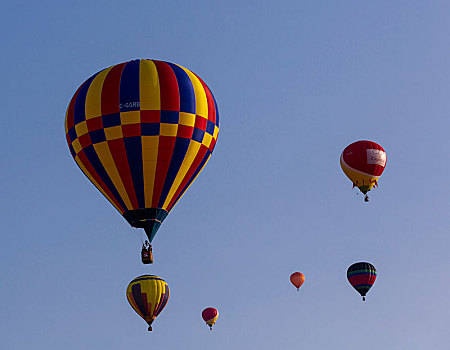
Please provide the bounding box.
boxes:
[290,272,305,291]
[340,140,386,195]
[65,59,219,242]
[347,262,377,300]
[202,307,219,329]
[126,275,170,330]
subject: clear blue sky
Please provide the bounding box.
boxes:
[1,1,450,349]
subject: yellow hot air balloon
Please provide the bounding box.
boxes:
[126,275,170,331]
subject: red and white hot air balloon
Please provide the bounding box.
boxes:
[340,140,386,202]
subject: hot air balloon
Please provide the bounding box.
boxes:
[65,59,219,262]
[290,272,305,291]
[347,262,377,301]
[340,140,386,202]
[202,307,218,330]
[126,275,170,331]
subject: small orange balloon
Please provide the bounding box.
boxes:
[290,272,305,291]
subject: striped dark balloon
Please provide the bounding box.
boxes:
[347,262,377,301]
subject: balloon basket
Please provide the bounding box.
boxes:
[141,247,154,264]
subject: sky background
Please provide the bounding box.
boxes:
[1,1,450,349]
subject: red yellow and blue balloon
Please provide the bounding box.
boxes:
[126,275,170,331]
[202,307,219,330]
[340,140,386,201]
[65,59,219,244]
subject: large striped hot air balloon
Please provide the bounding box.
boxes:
[65,59,219,258]
[340,140,386,202]
[126,275,170,331]
[347,262,377,301]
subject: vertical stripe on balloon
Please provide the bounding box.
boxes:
[158,137,190,208]
[124,136,146,209]
[213,93,219,127]
[199,76,216,123]
[152,135,176,208]
[120,60,141,112]
[194,72,218,125]
[93,142,133,210]
[167,62,196,114]
[142,133,159,208]
[101,63,125,116]
[73,155,124,212]
[127,293,143,318]
[153,60,180,111]
[73,74,97,125]
[85,68,112,120]
[167,145,211,211]
[139,60,160,111]
[66,85,82,132]
[179,67,208,118]
[107,138,139,209]
[151,280,162,317]
[155,286,169,317]
[75,149,126,213]
[162,140,201,209]
[132,284,148,317]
